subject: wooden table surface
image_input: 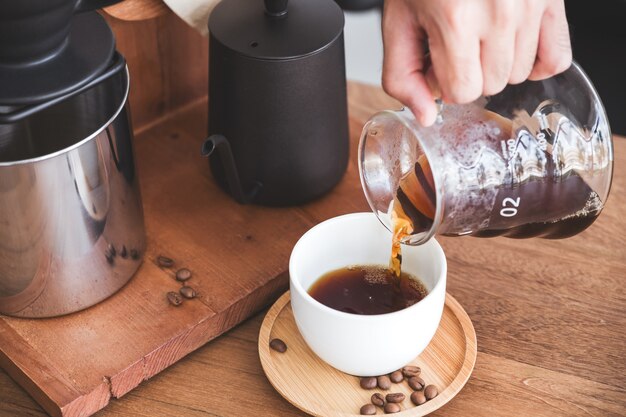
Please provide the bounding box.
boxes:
[1,83,625,417]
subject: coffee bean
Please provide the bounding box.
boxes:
[157,255,174,268]
[371,393,385,407]
[385,393,405,403]
[377,375,392,390]
[389,370,403,383]
[269,338,287,353]
[410,391,426,406]
[424,384,438,400]
[130,249,140,260]
[408,376,425,391]
[402,366,421,378]
[360,404,376,415]
[120,245,128,258]
[360,377,377,390]
[167,291,183,306]
[180,286,196,299]
[175,268,192,282]
[384,403,400,414]
[107,244,116,257]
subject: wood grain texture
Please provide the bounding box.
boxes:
[258,292,477,417]
[103,0,169,21]
[102,11,208,131]
[0,83,624,417]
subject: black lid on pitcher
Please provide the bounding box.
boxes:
[209,0,344,61]
[0,0,121,105]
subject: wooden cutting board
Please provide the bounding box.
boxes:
[0,90,390,417]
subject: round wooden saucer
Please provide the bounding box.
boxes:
[259,291,477,416]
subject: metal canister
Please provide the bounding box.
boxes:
[0,54,145,317]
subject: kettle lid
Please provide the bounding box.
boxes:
[208,0,344,60]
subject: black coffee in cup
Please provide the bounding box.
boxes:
[308,265,428,315]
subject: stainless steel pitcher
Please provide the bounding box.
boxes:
[0,54,146,318]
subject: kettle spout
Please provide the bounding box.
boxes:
[201,134,261,204]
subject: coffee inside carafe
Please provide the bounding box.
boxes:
[390,103,604,243]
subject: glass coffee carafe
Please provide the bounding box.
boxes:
[359,62,613,245]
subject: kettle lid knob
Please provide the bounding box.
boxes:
[264,0,288,17]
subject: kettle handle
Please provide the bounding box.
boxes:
[264,0,288,17]
[201,135,262,204]
[75,0,124,13]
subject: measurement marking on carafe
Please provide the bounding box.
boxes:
[500,131,549,161]
[500,197,521,218]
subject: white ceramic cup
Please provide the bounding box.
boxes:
[289,212,447,376]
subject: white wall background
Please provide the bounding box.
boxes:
[343,10,383,86]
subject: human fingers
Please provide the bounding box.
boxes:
[382,1,438,126]
[509,4,542,84]
[528,0,572,80]
[479,4,516,95]
[427,6,483,103]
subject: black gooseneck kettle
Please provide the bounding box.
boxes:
[203,0,350,206]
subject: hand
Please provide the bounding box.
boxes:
[381,0,572,126]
